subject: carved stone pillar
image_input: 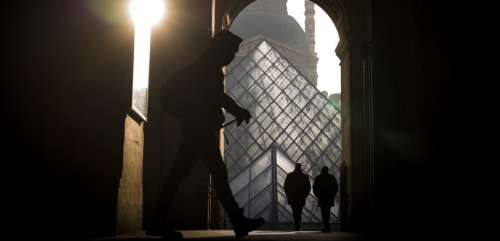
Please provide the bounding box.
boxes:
[336,31,375,231]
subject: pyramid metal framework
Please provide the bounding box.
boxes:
[224,39,342,223]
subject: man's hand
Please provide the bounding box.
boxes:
[235,107,252,126]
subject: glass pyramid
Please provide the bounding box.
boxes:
[224,40,342,223]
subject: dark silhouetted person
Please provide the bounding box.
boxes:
[284,163,311,231]
[154,30,265,240]
[312,166,338,233]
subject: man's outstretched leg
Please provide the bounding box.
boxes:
[151,135,198,239]
[291,204,303,231]
[202,132,265,238]
[320,206,331,232]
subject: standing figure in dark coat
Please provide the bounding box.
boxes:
[312,166,338,233]
[284,163,311,231]
[154,30,265,240]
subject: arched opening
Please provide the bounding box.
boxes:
[117,0,377,235]
[214,0,350,230]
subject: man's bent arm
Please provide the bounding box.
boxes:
[221,93,242,115]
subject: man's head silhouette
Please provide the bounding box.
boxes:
[295,163,302,172]
[321,166,329,175]
[205,30,242,67]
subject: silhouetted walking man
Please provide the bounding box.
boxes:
[155,30,265,239]
[284,163,311,231]
[313,166,338,233]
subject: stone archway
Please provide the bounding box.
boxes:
[117,0,374,234]
[222,0,349,42]
[211,0,374,232]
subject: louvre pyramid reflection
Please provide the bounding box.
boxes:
[224,39,342,223]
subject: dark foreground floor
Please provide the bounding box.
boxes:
[92,230,362,241]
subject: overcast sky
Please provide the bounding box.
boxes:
[287,0,341,95]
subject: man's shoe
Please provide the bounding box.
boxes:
[232,216,265,238]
